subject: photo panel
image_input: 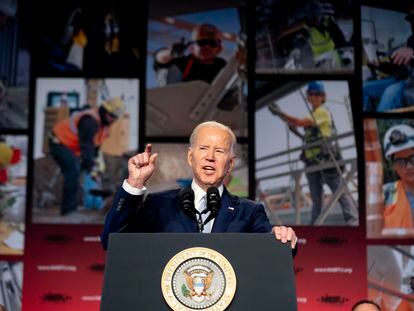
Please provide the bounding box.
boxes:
[0,135,27,255]
[255,0,355,75]
[145,142,249,197]
[0,0,30,129]
[367,245,414,310]
[365,118,414,238]
[30,0,145,77]
[32,78,139,224]
[361,2,414,112]
[0,261,23,311]
[255,80,359,226]
[146,0,248,137]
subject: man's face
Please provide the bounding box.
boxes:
[353,303,379,311]
[187,126,235,191]
[307,91,324,109]
[392,148,414,185]
[192,39,222,63]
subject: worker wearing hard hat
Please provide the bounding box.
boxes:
[268,81,358,225]
[382,124,414,228]
[49,97,125,215]
[304,1,347,67]
[153,23,226,85]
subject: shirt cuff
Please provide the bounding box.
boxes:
[122,180,147,195]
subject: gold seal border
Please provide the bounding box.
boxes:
[161,247,237,311]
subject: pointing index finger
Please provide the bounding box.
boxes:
[145,144,152,154]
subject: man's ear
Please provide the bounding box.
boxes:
[227,155,235,173]
[187,147,193,167]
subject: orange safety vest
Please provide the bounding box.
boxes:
[53,108,109,156]
[383,180,413,228]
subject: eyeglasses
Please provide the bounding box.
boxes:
[392,153,414,168]
[196,39,220,48]
[307,91,324,97]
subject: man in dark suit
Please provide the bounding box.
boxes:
[101,121,297,250]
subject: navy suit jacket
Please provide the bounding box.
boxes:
[101,187,272,249]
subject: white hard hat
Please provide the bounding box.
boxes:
[383,124,414,159]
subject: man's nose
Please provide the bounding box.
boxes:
[206,149,215,160]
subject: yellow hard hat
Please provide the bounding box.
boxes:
[0,143,14,168]
[102,97,125,118]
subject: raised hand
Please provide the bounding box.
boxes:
[127,144,158,189]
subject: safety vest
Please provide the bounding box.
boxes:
[383,180,413,228]
[302,106,333,163]
[52,108,109,156]
[309,27,336,57]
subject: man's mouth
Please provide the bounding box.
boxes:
[202,165,215,173]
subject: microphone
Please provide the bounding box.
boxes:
[178,187,203,232]
[203,187,221,225]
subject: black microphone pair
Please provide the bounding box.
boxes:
[178,186,221,232]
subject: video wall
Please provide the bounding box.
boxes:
[0,0,414,310]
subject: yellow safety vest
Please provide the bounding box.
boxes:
[309,27,336,56]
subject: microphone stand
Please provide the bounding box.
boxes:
[196,212,204,233]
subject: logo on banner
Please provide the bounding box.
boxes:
[88,263,105,273]
[41,292,72,303]
[318,235,347,247]
[161,247,236,311]
[44,234,73,244]
[318,294,349,305]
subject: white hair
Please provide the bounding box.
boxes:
[189,121,237,155]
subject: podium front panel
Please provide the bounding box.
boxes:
[101,233,297,311]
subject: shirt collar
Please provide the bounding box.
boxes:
[191,180,224,204]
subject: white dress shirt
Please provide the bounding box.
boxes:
[191,181,224,233]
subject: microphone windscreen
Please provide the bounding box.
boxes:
[179,187,195,214]
[206,187,220,214]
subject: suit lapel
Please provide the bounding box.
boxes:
[211,188,238,233]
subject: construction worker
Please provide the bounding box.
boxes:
[305,1,346,68]
[363,11,414,112]
[382,124,414,228]
[49,97,125,216]
[268,81,358,225]
[153,23,226,86]
[0,140,20,184]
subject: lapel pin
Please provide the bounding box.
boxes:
[228,207,234,211]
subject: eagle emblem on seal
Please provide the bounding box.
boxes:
[182,265,214,303]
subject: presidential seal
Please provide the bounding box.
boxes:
[161,247,237,311]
